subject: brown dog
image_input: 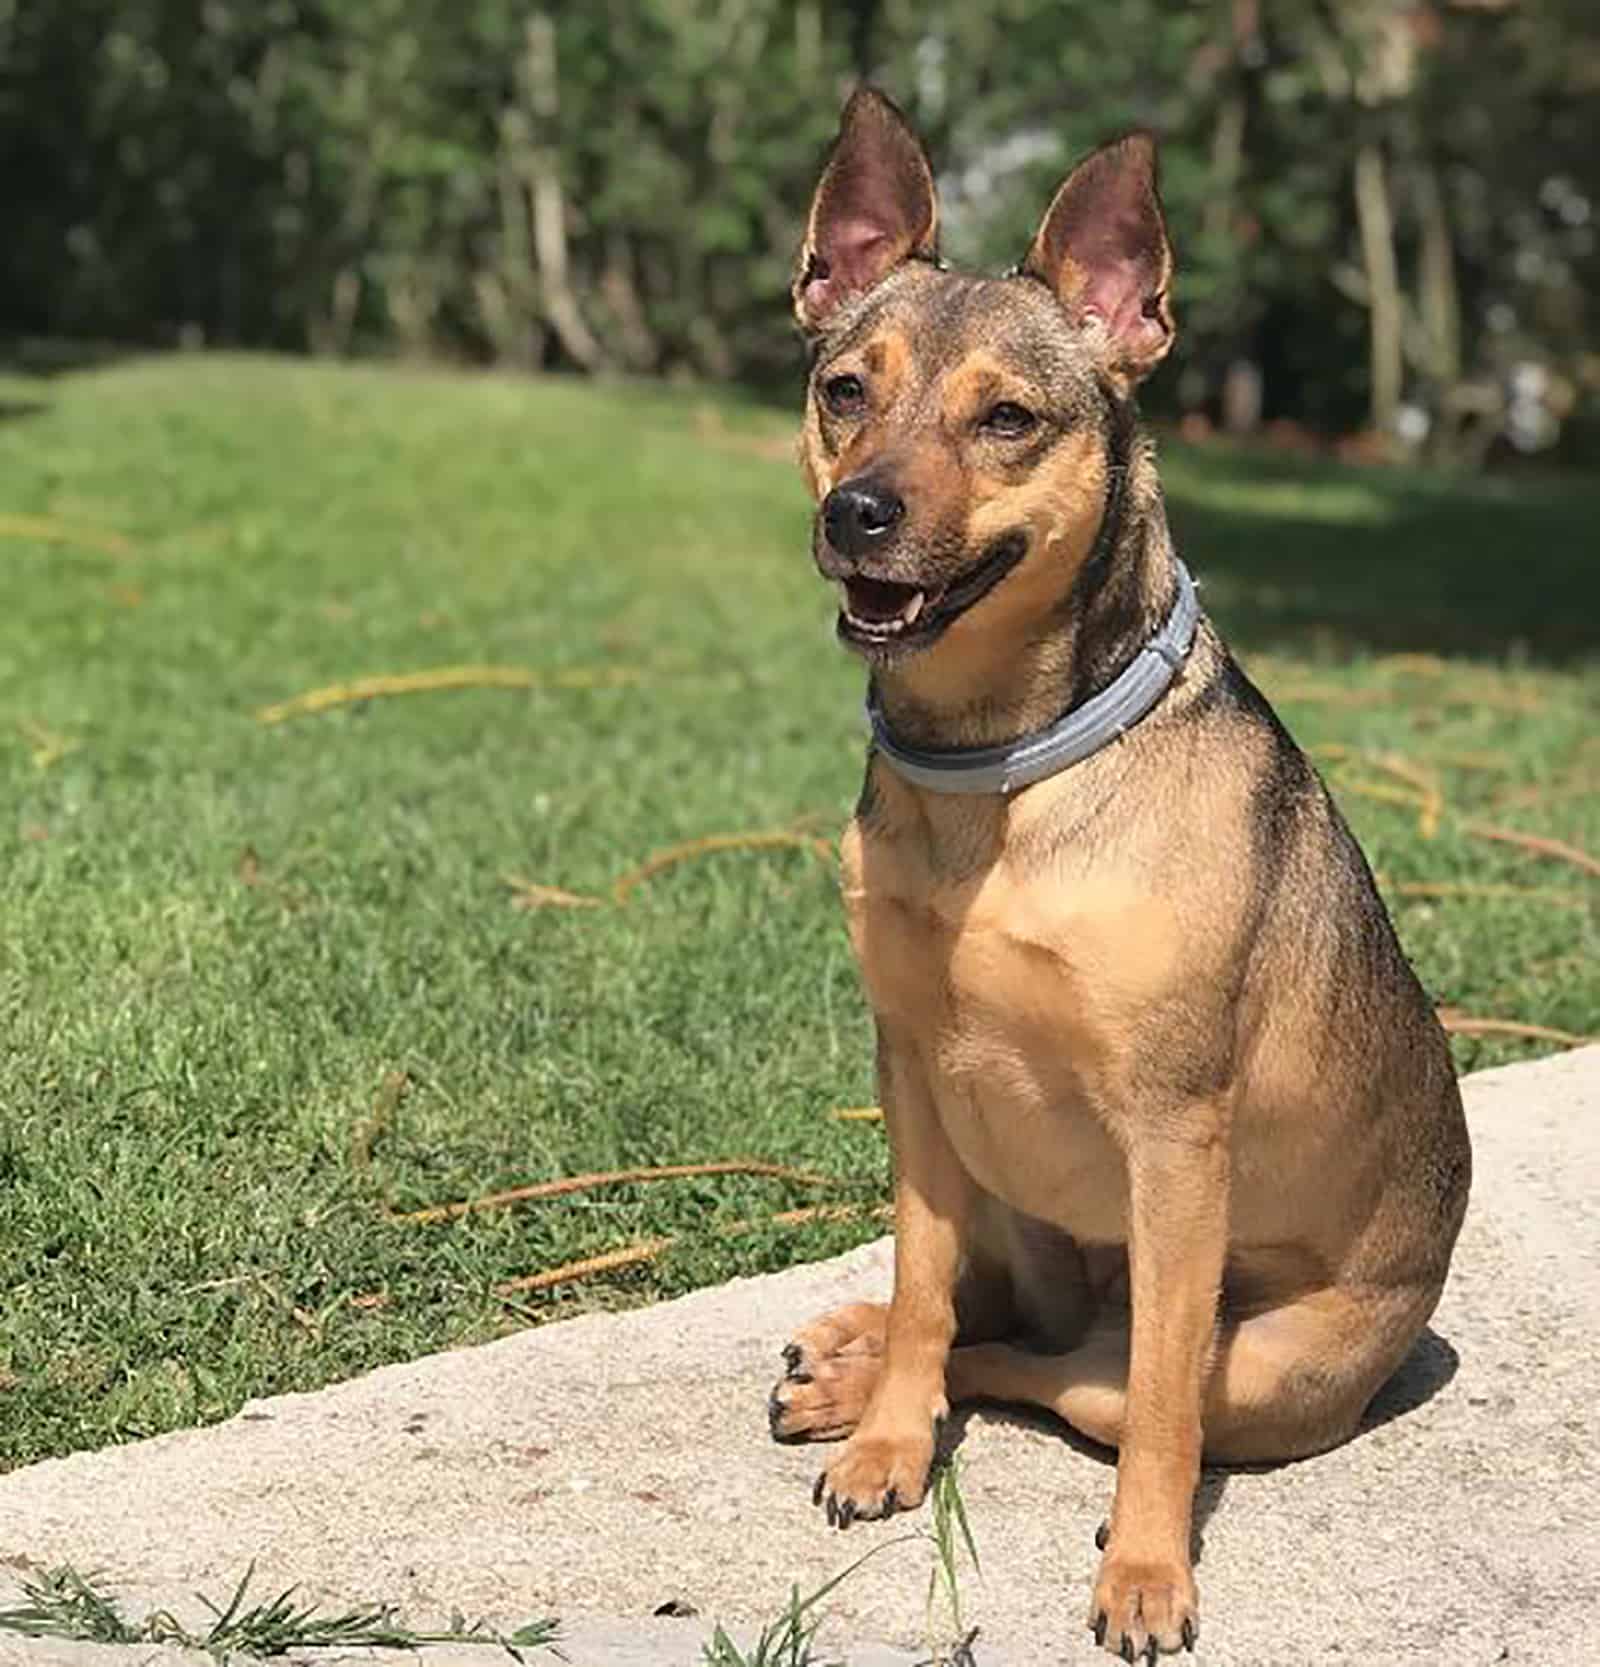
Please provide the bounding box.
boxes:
[767,89,1471,1661]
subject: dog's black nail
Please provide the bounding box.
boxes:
[839,1498,856,1529]
[826,1493,837,1527]
[767,1392,784,1435]
[882,1486,898,1517]
[813,1473,825,1507]
[1095,1519,1110,1551]
[1181,1618,1196,1653]
[1144,1641,1158,1666]
[1120,1637,1136,1664]
[1093,1614,1108,1648]
[782,1342,801,1369]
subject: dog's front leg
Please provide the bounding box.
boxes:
[1092,1105,1229,1660]
[814,1027,969,1526]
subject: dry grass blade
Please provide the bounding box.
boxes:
[392,1159,831,1227]
[15,719,80,771]
[254,663,642,724]
[1374,652,1448,677]
[495,1237,678,1296]
[1340,778,1429,815]
[831,1105,885,1122]
[501,873,605,910]
[1461,821,1600,880]
[493,1202,892,1298]
[351,1070,409,1177]
[611,831,836,904]
[1371,753,1444,838]
[0,514,131,557]
[1491,779,1600,812]
[1320,748,1446,838]
[1389,881,1587,909]
[1436,1009,1595,1048]
[1431,750,1512,774]
[1516,951,1589,981]
[763,1203,891,1230]
[1437,687,1544,716]
[1260,681,1386,709]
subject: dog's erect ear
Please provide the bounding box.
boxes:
[794,87,938,335]
[1022,132,1174,385]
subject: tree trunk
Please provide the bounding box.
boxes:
[1413,157,1462,387]
[522,13,609,373]
[1353,139,1403,438]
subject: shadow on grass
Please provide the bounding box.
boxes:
[0,336,137,426]
[0,336,132,378]
[1163,444,1600,664]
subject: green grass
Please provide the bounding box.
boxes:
[0,1562,558,1659]
[1,354,1595,1471]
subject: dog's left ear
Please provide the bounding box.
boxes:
[1022,132,1174,386]
[794,87,939,335]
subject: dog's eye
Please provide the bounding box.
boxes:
[982,402,1038,438]
[821,374,866,416]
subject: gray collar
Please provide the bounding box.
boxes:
[866,560,1199,797]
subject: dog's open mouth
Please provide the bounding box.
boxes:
[836,534,1026,654]
[839,576,930,640]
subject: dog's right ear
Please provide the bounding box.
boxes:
[794,87,938,335]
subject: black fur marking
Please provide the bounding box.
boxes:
[1055,388,1162,711]
[1074,382,1138,596]
[855,751,882,824]
[1217,653,1317,924]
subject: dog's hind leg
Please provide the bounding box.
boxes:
[945,1277,1442,1464]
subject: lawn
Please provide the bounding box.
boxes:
[1,354,1595,1472]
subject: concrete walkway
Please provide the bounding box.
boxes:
[3,1048,1597,1666]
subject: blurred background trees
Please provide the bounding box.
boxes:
[1,0,1595,461]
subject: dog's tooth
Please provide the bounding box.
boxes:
[902,592,925,624]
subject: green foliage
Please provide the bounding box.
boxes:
[0,1563,560,1660]
[925,1458,981,1662]
[1,2,1595,445]
[700,1533,929,1666]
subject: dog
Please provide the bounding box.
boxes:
[766,88,1471,1661]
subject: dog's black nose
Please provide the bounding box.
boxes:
[822,479,905,560]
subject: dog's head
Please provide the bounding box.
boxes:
[795,88,1175,665]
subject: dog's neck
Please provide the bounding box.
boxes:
[868,432,1180,754]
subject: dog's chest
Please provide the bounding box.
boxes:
[843,827,1178,1236]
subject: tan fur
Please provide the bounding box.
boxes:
[771,92,1470,1662]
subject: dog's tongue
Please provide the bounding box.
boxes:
[845,576,924,624]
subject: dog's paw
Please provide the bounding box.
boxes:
[779,1303,887,1386]
[811,1414,941,1527]
[1088,1552,1198,1660]
[768,1350,878,1444]
[768,1303,889,1445]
